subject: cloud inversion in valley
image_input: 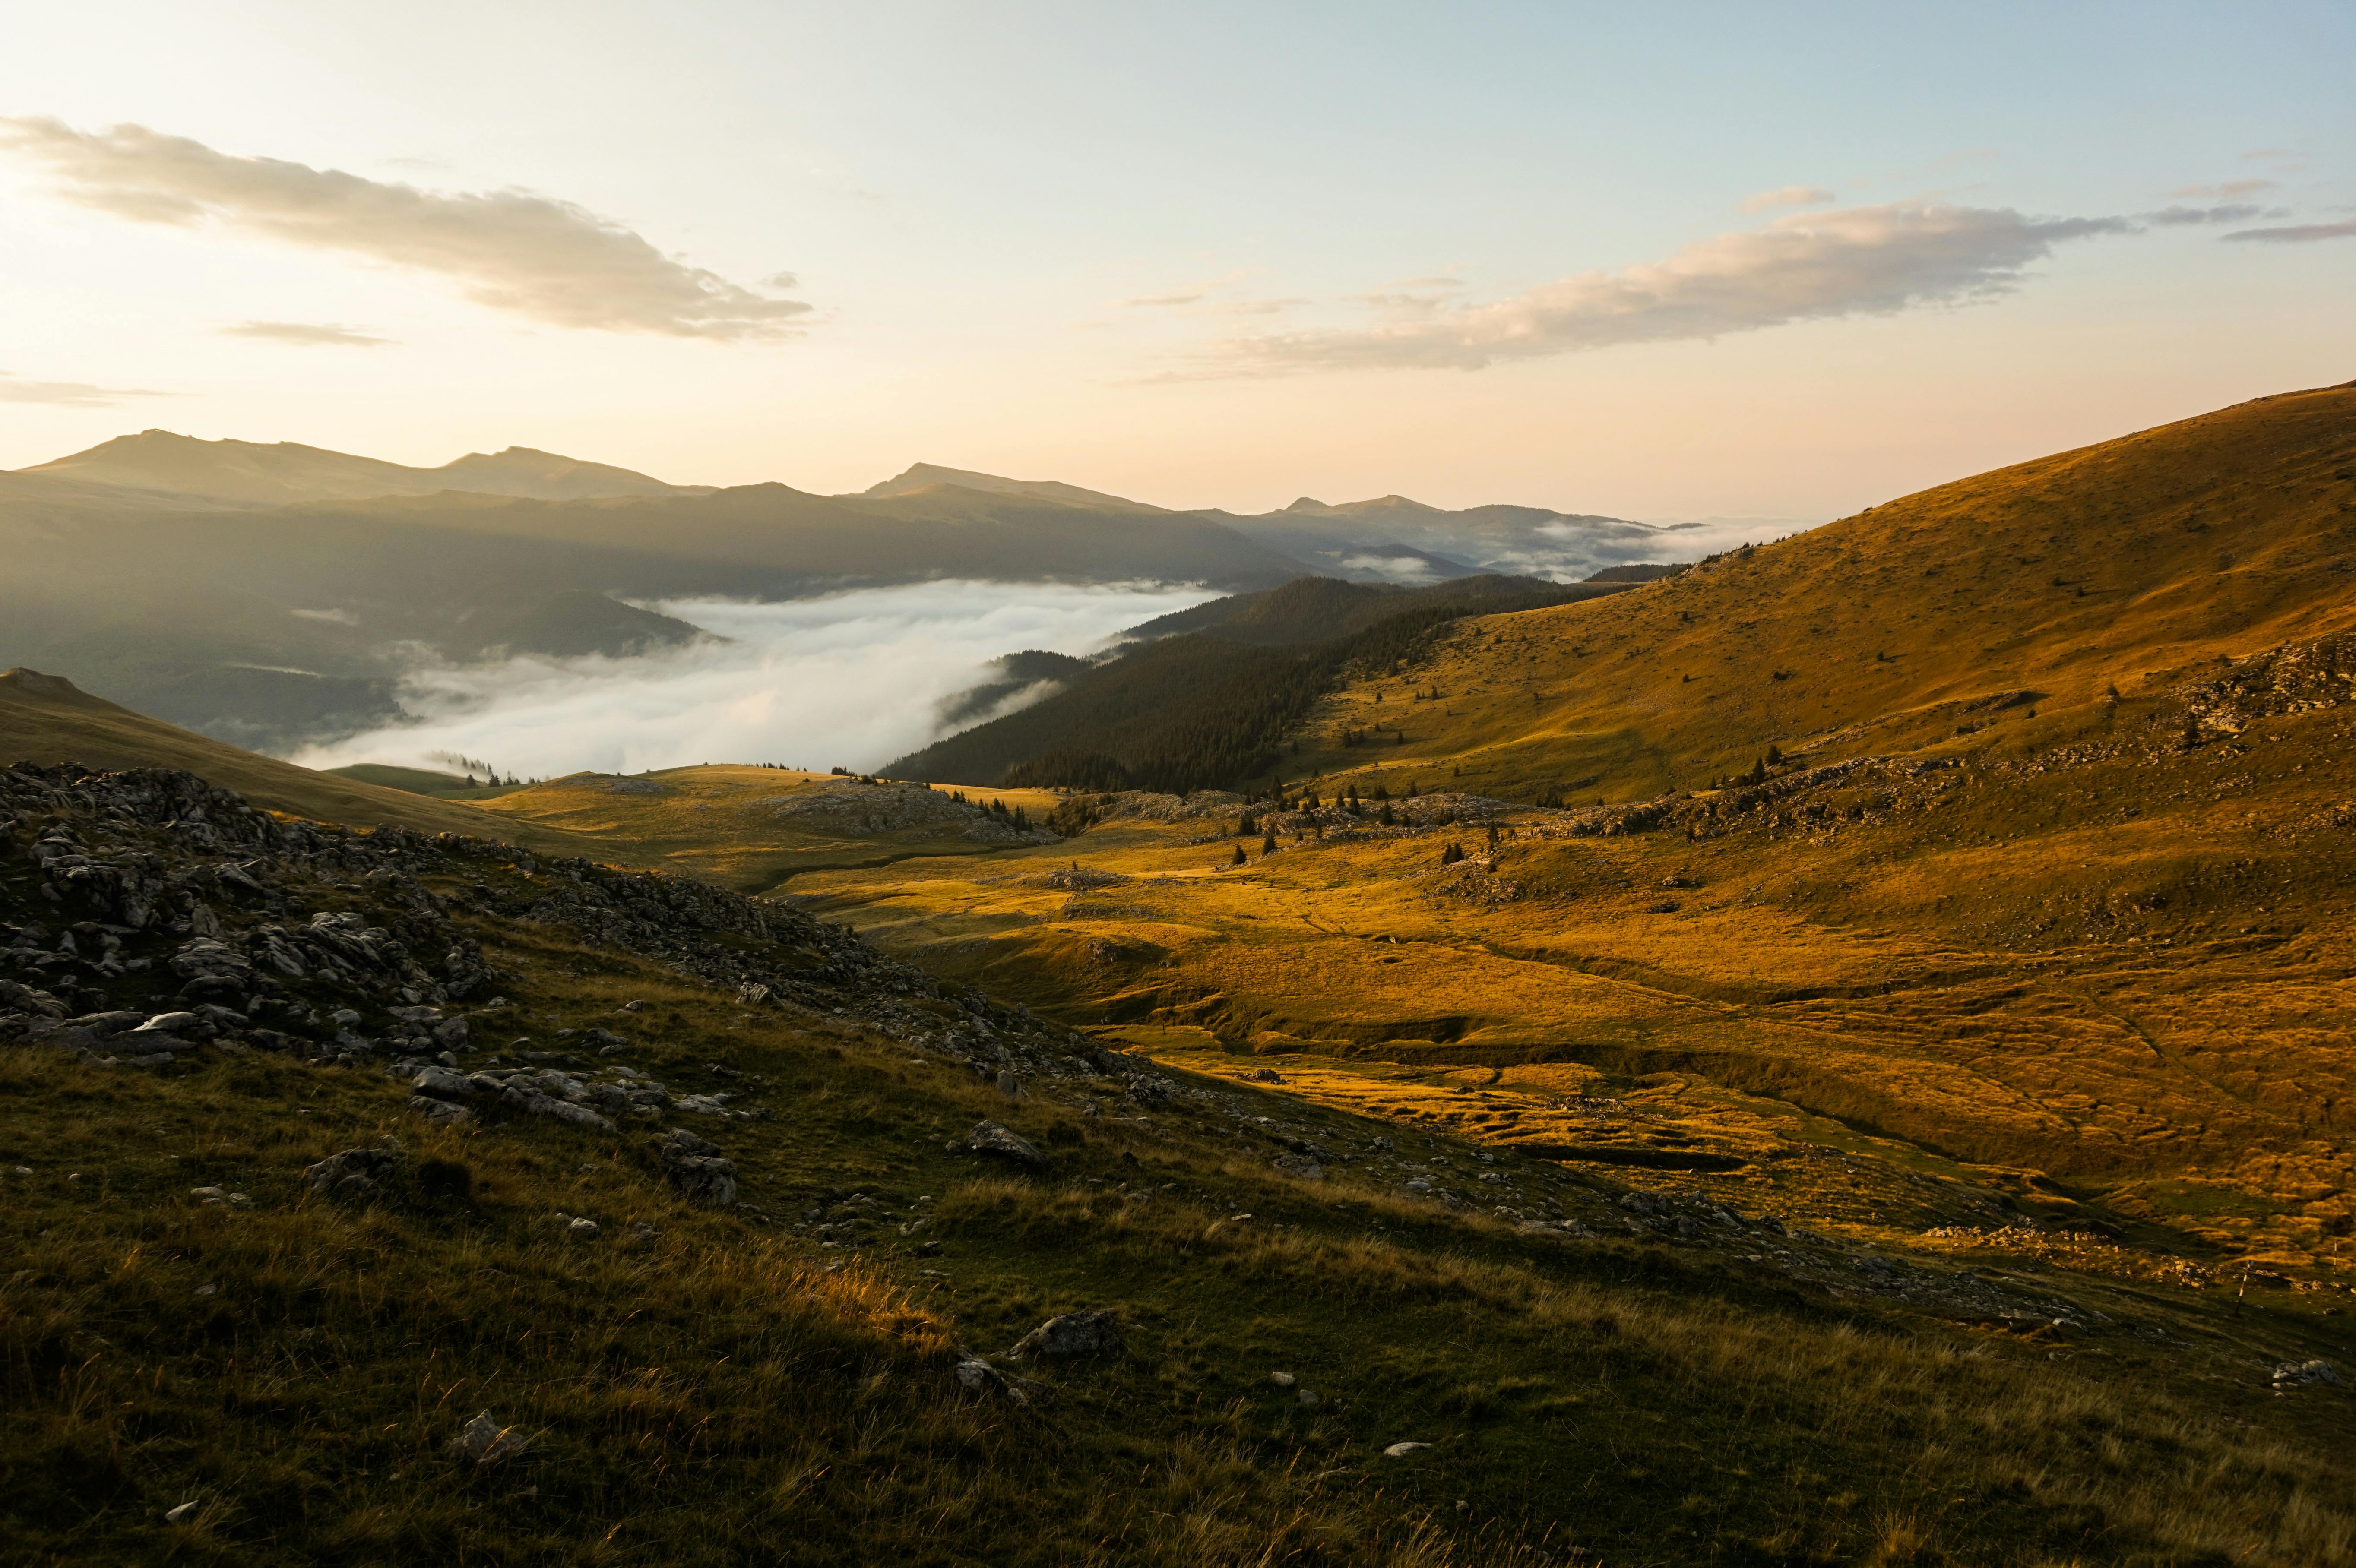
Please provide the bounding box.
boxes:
[0,117,811,341]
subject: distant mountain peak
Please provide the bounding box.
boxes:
[16,431,697,506]
[858,462,1160,511]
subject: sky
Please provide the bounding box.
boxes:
[2,1,2351,520]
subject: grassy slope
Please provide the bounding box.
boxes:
[781,388,2356,1273]
[476,767,1067,894]
[0,670,594,857]
[7,838,2351,1566]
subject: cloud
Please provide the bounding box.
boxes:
[1738,184,1835,214]
[1198,202,2134,374]
[289,580,1219,778]
[1121,270,1248,309]
[2140,203,2274,226]
[2171,179,2277,198]
[1125,288,1210,307]
[0,117,810,341]
[0,370,172,407]
[222,320,393,347]
[2222,216,2356,244]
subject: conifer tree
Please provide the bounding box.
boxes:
[1261,831,1277,856]
[1231,843,1247,866]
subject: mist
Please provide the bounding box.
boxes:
[291,579,1219,781]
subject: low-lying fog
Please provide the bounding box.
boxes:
[291,580,1220,781]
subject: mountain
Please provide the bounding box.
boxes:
[0,479,1310,750]
[857,462,1162,511]
[888,575,1625,792]
[1216,495,1696,583]
[14,430,701,507]
[851,463,1731,584]
[0,667,595,854]
[463,590,714,660]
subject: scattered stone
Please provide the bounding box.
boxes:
[1005,1308,1123,1360]
[1273,1153,1324,1181]
[997,1069,1024,1100]
[164,1501,200,1524]
[445,1410,528,1467]
[965,1120,1045,1169]
[303,1148,399,1196]
[2272,1359,2340,1388]
[1383,1442,1431,1458]
[1243,1067,1285,1084]
[1270,1371,1296,1388]
[1297,1388,1320,1407]
[567,1217,600,1240]
[189,1185,251,1208]
[657,1128,738,1206]
[409,1095,476,1127]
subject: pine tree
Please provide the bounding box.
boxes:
[1231,843,1247,866]
[1261,831,1277,856]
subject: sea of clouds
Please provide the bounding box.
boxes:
[292,579,1219,781]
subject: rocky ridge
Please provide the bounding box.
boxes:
[0,761,1175,1208]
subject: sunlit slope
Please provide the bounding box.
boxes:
[0,669,595,854]
[1301,382,2356,801]
[478,766,1065,892]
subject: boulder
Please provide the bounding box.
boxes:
[1273,1153,1324,1181]
[445,1410,527,1467]
[303,1148,400,1195]
[658,1128,738,1206]
[1005,1308,1123,1361]
[965,1120,1045,1169]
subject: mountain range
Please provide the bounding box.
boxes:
[0,431,1700,751]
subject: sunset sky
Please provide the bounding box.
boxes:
[3,1,2350,519]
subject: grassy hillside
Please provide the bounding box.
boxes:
[890,578,1617,792]
[476,767,1067,893]
[772,387,2356,1283]
[0,670,596,857]
[5,760,2350,1566]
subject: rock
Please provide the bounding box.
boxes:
[567,1217,600,1240]
[1404,1177,1434,1195]
[965,1120,1045,1169]
[445,1410,527,1466]
[951,1356,1047,1405]
[303,1148,399,1195]
[1270,1371,1296,1387]
[1243,1067,1285,1084]
[1297,1388,1320,1407]
[657,1127,738,1206]
[410,1095,475,1126]
[1273,1153,1324,1181]
[1127,1078,1174,1109]
[189,1185,251,1208]
[164,1501,200,1524]
[997,1069,1024,1100]
[412,1065,473,1100]
[432,1017,470,1049]
[1383,1442,1431,1458]
[2272,1359,2340,1388]
[1005,1308,1123,1360]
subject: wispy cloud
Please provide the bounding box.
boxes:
[2171,179,2277,199]
[2223,216,2356,244]
[1121,270,1247,309]
[1195,202,2133,375]
[0,370,172,407]
[0,117,811,341]
[222,320,393,347]
[2141,203,2275,226]
[1738,184,1835,214]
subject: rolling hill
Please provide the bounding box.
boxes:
[0,668,599,856]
